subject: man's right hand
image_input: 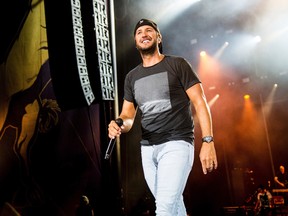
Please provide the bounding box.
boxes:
[108,119,123,139]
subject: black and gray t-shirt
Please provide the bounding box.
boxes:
[124,55,201,145]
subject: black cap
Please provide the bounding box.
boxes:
[134,18,160,35]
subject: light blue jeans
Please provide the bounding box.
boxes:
[141,140,194,216]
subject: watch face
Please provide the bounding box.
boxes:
[202,136,213,143]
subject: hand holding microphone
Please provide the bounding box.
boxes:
[105,118,123,160]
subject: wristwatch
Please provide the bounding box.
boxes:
[202,136,214,143]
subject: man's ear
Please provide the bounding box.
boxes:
[157,33,162,43]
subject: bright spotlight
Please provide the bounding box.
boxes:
[274,83,278,87]
[244,94,250,99]
[200,51,206,57]
[254,35,262,43]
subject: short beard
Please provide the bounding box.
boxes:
[137,41,158,55]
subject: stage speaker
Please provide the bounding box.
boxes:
[44,0,115,111]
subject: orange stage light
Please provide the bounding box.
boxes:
[244,94,250,99]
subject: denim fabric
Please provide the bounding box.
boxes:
[141,140,194,216]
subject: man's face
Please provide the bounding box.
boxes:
[134,25,159,54]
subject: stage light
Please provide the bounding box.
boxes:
[244,94,250,99]
[254,35,262,43]
[242,77,250,83]
[262,82,278,116]
[208,94,220,107]
[190,39,197,45]
[200,51,206,57]
[225,29,233,34]
[213,41,229,59]
[279,71,287,76]
[208,86,216,90]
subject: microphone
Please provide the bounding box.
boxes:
[104,118,123,160]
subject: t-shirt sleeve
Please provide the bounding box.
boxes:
[178,58,201,90]
[123,72,135,103]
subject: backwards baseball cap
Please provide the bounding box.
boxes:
[134,18,160,35]
[133,18,163,53]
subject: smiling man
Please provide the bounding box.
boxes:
[108,18,218,216]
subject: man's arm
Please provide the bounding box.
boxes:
[108,100,137,139]
[274,176,285,187]
[186,83,218,174]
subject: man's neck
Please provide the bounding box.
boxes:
[141,52,164,67]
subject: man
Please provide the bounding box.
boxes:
[76,195,94,216]
[274,165,288,206]
[274,165,288,188]
[254,185,273,216]
[108,18,218,216]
